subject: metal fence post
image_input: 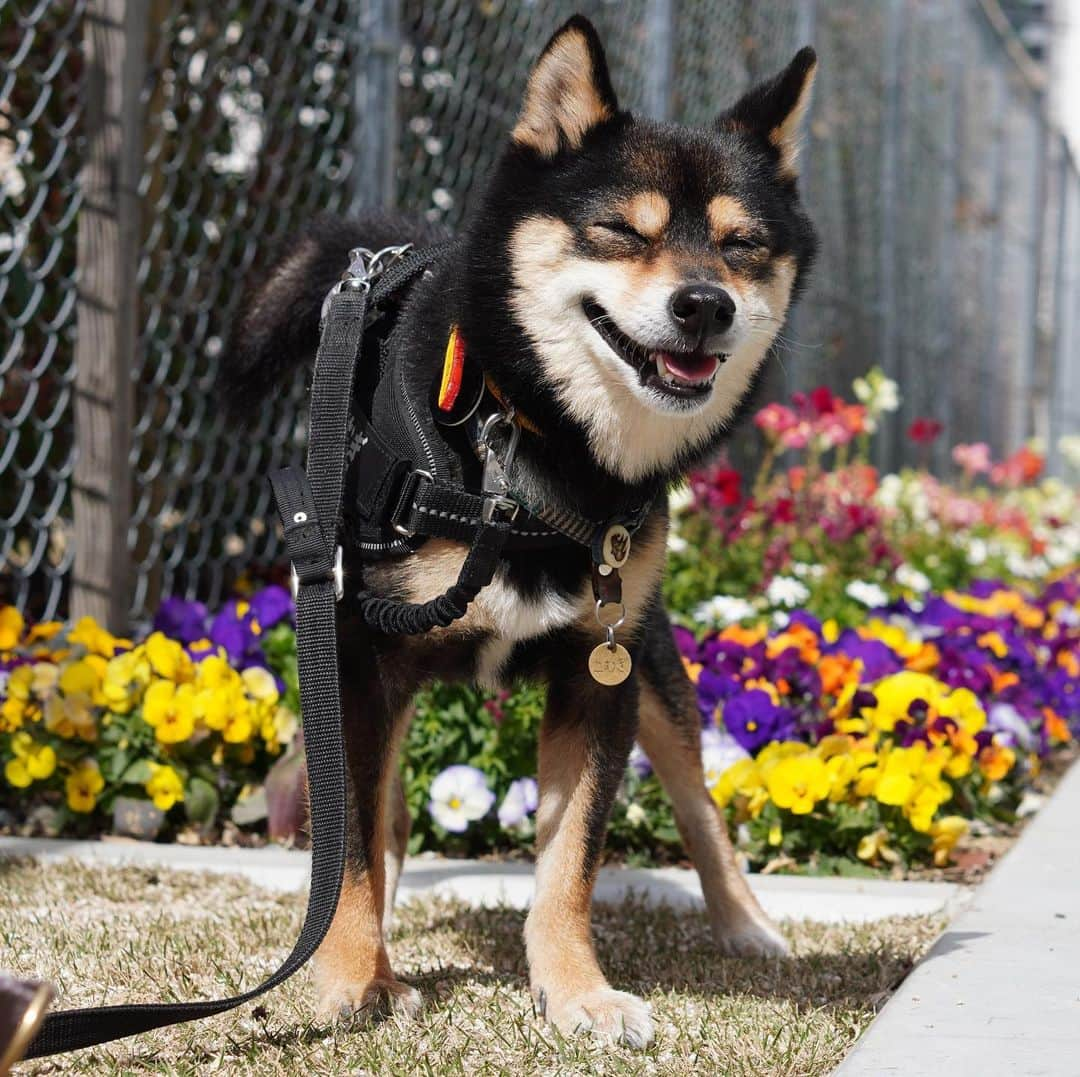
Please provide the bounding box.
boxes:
[70,0,146,629]
[641,0,675,121]
[351,0,400,211]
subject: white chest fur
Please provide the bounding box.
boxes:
[473,568,585,689]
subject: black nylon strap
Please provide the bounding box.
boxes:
[25,290,368,1060]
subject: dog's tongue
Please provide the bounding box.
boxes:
[656,350,720,383]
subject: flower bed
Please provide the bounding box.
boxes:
[1,372,1078,871]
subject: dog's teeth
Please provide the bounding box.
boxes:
[655,353,669,378]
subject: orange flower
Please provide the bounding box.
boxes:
[766,623,820,664]
[719,624,768,647]
[1044,708,1071,744]
[990,669,1020,693]
[978,742,1016,782]
[819,654,860,697]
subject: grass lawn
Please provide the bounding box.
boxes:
[1,859,941,1076]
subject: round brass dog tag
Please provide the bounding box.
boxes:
[602,524,631,568]
[588,642,632,686]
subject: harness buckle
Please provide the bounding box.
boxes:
[290,543,344,602]
[389,468,433,538]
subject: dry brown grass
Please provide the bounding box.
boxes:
[0,859,941,1076]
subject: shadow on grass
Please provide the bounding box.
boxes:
[406,899,947,1015]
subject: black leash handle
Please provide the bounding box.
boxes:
[24,286,369,1059]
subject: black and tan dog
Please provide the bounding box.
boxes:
[227,16,817,1048]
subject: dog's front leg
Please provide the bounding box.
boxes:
[312,629,420,1022]
[526,666,654,1048]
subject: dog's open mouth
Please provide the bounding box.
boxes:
[582,298,727,402]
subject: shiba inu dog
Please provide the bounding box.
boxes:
[227,15,817,1048]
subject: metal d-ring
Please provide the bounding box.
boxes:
[595,599,626,630]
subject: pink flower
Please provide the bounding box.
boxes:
[951,442,991,477]
[754,403,798,440]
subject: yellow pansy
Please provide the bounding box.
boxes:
[930,816,967,867]
[767,823,783,847]
[271,704,299,747]
[68,616,123,658]
[0,606,25,650]
[865,672,944,732]
[58,657,106,705]
[44,693,97,742]
[145,632,195,683]
[712,757,761,808]
[765,755,829,815]
[25,621,62,645]
[29,662,59,700]
[3,732,57,788]
[102,648,151,714]
[142,680,197,744]
[857,828,899,864]
[937,687,985,735]
[6,665,33,702]
[222,710,254,744]
[144,763,184,811]
[65,760,105,813]
[241,666,279,704]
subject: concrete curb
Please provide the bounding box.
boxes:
[0,835,960,926]
[836,759,1080,1076]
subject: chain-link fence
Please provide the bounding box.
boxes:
[2,0,1079,627]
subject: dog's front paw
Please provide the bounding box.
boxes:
[316,975,422,1024]
[713,916,790,958]
[535,985,654,1048]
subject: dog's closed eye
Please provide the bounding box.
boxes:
[594,219,648,242]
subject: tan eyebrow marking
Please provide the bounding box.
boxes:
[707,195,754,243]
[616,191,670,239]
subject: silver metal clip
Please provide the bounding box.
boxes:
[479,410,521,523]
[320,243,413,328]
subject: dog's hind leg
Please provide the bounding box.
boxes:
[525,664,655,1048]
[312,627,421,1022]
[382,762,411,936]
[636,601,789,957]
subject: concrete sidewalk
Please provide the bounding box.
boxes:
[837,760,1080,1077]
[0,835,960,926]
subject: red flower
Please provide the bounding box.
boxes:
[809,385,837,416]
[907,417,943,444]
[713,468,743,507]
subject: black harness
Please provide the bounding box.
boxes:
[21,244,652,1060]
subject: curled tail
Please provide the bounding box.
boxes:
[221,212,447,420]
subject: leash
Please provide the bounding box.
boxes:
[18,239,642,1060]
[22,250,408,1060]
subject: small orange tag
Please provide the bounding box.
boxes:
[437,326,466,412]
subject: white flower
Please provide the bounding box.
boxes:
[895,563,931,593]
[667,531,689,554]
[497,777,538,830]
[966,538,989,565]
[987,703,1037,752]
[852,368,900,414]
[694,594,757,627]
[791,561,826,580]
[845,580,889,608]
[1058,434,1080,472]
[700,727,749,790]
[428,765,495,833]
[625,803,648,828]
[668,484,694,514]
[764,575,810,609]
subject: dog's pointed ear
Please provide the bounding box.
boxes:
[718,47,817,178]
[511,16,618,158]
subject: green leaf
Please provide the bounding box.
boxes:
[185,777,220,825]
[119,758,155,786]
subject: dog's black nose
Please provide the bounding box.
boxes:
[669,284,736,339]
